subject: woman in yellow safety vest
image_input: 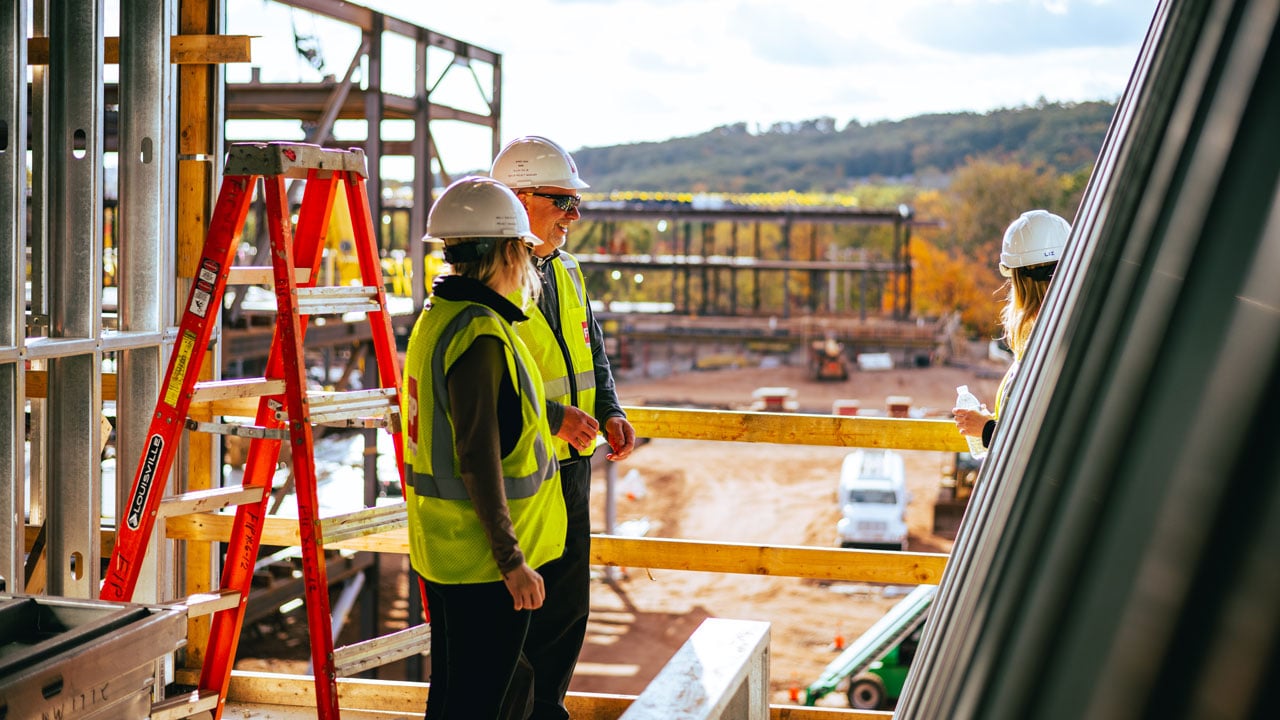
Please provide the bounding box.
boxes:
[402,176,566,720]
[954,210,1070,452]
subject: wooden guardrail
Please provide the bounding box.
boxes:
[162,405,960,718]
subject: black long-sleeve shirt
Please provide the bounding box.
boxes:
[433,276,528,574]
[533,251,626,449]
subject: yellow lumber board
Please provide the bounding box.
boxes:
[26,370,117,402]
[170,34,253,64]
[625,406,969,452]
[164,515,945,584]
[166,512,410,554]
[176,670,881,719]
[27,35,251,65]
[591,535,947,585]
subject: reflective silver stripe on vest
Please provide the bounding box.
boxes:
[559,253,587,305]
[414,305,555,501]
[543,369,596,402]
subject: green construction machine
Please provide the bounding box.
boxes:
[803,584,936,710]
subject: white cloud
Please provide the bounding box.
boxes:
[224,0,1153,175]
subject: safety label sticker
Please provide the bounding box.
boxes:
[164,330,198,406]
[198,258,219,286]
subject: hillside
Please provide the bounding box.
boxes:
[572,100,1116,194]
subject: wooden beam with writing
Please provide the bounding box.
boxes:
[27,34,252,65]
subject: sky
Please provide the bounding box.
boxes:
[221,0,1156,178]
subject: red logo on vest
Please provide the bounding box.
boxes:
[581,321,589,345]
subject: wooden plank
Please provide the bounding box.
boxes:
[169,34,253,64]
[175,669,884,719]
[163,515,945,584]
[179,1,218,670]
[27,35,251,65]
[591,536,948,585]
[625,407,969,452]
[27,370,117,401]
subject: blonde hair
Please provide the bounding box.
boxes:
[447,238,541,309]
[1000,265,1053,359]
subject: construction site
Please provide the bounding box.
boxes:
[2,1,1277,719]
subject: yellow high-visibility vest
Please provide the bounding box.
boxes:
[402,296,566,583]
[514,252,598,461]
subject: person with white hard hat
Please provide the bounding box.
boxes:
[490,136,636,720]
[953,209,1071,453]
[402,175,567,720]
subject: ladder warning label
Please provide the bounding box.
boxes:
[127,434,165,530]
[165,330,198,406]
[198,258,219,285]
[191,259,220,318]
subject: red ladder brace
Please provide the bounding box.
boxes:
[100,143,412,719]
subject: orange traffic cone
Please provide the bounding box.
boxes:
[833,623,845,651]
[788,672,801,703]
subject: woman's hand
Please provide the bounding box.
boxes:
[953,406,994,437]
[502,563,546,611]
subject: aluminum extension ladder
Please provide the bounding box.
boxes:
[100,142,424,720]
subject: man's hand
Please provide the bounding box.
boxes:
[502,562,545,611]
[556,406,599,453]
[604,416,637,461]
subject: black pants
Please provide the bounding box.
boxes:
[524,457,592,720]
[422,577,534,720]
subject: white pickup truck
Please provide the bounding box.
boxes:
[836,449,910,551]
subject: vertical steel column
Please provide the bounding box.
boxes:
[0,0,27,592]
[363,12,384,251]
[27,1,49,531]
[781,217,792,318]
[752,223,761,313]
[45,0,104,598]
[118,0,174,604]
[729,221,739,315]
[410,32,429,311]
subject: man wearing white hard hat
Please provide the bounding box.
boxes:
[954,209,1071,453]
[403,176,567,720]
[491,136,636,720]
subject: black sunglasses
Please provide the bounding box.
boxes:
[527,192,581,212]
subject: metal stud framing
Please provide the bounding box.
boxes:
[117,0,176,603]
[0,0,27,593]
[41,0,104,599]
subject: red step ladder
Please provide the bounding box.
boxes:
[101,142,423,720]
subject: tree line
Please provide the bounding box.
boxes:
[569,100,1112,338]
[572,100,1115,194]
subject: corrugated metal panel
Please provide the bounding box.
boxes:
[899,0,1280,718]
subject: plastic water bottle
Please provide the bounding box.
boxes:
[955,385,989,460]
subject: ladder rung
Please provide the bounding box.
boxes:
[312,410,400,430]
[296,286,382,315]
[150,688,221,720]
[321,502,407,545]
[302,388,398,426]
[333,623,430,678]
[181,589,243,618]
[192,377,286,403]
[159,485,266,518]
[186,418,289,440]
[226,265,311,285]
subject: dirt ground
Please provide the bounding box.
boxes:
[236,357,1006,711]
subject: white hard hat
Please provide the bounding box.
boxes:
[423,176,542,249]
[490,135,589,190]
[1000,210,1070,271]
